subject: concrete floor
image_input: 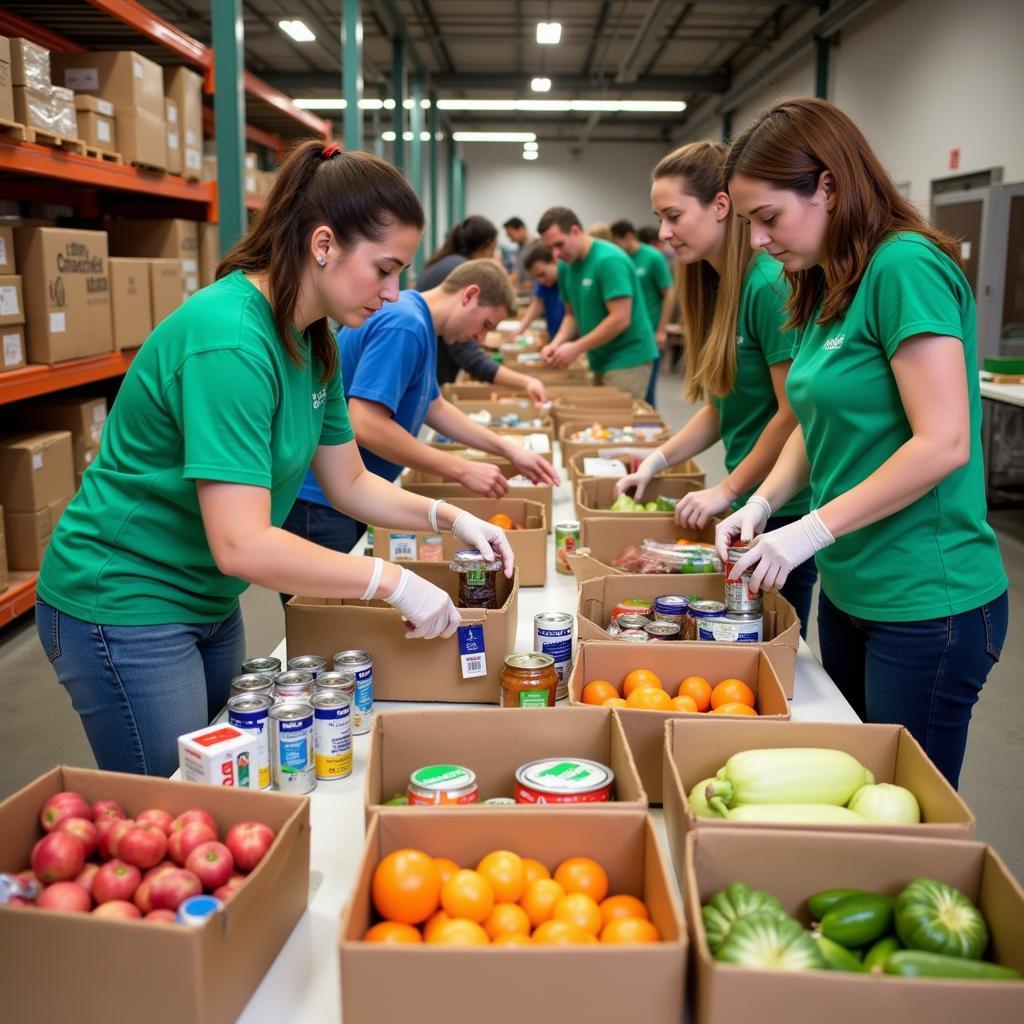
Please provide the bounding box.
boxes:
[1,369,1020,877]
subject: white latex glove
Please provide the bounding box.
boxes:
[452,511,515,579]
[613,449,668,501]
[729,511,835,592]
[384,568,462,639]
[714,495,772,562]
[675,480,739,530]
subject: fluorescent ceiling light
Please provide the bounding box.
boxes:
[436,98,686,113]
[402,98,433,109]
[617,99,687,112]
[383,98,396,110]
[382,131,396,142]
[536,22,562,44]
[531,77,552,93]
[523,141,539,151]
[293,98,394,111]
[453,131,537,143]
[523,150,539,160]
[279,19,316,43]
[381,131,433,142]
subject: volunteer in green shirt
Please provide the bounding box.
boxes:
[718,98,1008,787]
[615,142,816,633]
[34,142,515,778]
[537,206,657,400]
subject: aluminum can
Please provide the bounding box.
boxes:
[311,691,353,780]
[333,650,374,734]
[653,595,689,624]
[287,654,328,679]
[533,612,574,700]
[617,613,652,631]
[619,630,650,642]
[315,671,357,700]
[514,758,614,804]
[698,612,764,643]
[241,656,281,676]
[269,701,315,794]
[613,599,653,621]
[407,765,479,805]
[274,669,315,703]
[644,621,681,641]
[554,520,581,575]
[227,692,273,789]
[725,545,763,614]
[688,599,727,626]
[228,672,275,702]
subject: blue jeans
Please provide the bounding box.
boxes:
[817,589,1008,789]
[764,514,818,639]
[645,352,661,407]
[279,498,366,604]
[36,600,245,778]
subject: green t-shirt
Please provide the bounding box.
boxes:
[558,238,658,374]
[711,252,810,517]
[786,233,1007,621]
[630,243,673,336]
[38,271,354,625]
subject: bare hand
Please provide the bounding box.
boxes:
[508,448,561,486]
[523,377,548,405]
[548,342,579,369]
[458,460,510,498]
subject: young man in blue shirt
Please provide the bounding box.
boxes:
[512,243,565,337]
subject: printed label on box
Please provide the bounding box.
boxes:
[183,258,198,274]
[97,119,111,143]
[185,129,198,147]
[32,453,43,470]
[64,68,99,91]
[3,333,21,366]
[457,625,487,678]
[388,532,418,561]
[167,105,178,124]
[0,286,18,318]
[93,405,106,424]
[186,276,198,292]
[133,57,144,80]
[0,238,6,265]
[167,131,179,149]
[186,149,202,171]
[49,312,66,333]
[97,98,113,116]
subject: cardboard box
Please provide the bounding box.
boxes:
[568,450,705,488]
[0,274,23,325]
[4,496,67,570]
[0,431,74,512]
[340,809,687,1024]
[73,93,114,117]
[0,37,13,124]
[198,222,219,288]
[575,474,705,522]
[364,705,647,821]
[576,570,801,699]
[447,397,543,418]
[109,256,152,349]
[0,765,310,1024]
[164,96,181,174]
[663,718,976,874]
[570,514,716,580]
[0,505,8,592]
[567,640,790,802]
[1,326,25,372]
[0,224,14,273]
[201,154,218,182]
[559,415,668,467]
[13,84,54,133]
[109,219,199,296]
[51,84,77,139]
[684,828,1024,1024]
[286,565,519,704]
[77,108,116,152]
[51,50,164,117]
[9,38,50,89]
[150,258,186,325]
[18,396,107,474]
[371,497,548,586]
[14,227,113,364]
[165,66,203,180]
[115,105,166,169]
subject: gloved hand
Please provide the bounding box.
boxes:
[384,568,462,639]
[613,449,668,502]
[728,511,835,592]
[675,480,738,529]
[452,511,515,579]
[714,495,772,562]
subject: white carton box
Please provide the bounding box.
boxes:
[177,724,258,789]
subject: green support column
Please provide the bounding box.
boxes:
[342,0,363,151]
[447,136,457,231]
[211,0,245,254]
[722,110,734,144]
[409,80,424,276]
[428,91,439,254]
[454,155,466,223]
[815,0,830,99]
[391,36,406,172]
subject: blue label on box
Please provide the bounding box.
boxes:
[457,625,487,679]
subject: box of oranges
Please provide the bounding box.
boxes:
[567,641,790,803]
[339,808,687,1024]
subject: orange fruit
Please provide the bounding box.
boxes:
[483,902,532,940]
[710,678,755,709]
[477,850,527,903]
[599,894,650,926]
[423,909,450,941]
[363,920,423,943]
[433,857,460,887]
[519,878,565,927]
[622,668,663,697]
[600,916,661,943]
[582,679,619,705]
[492,931,532,947]
[602,696,628,708]
[626,686,674,712]
[711,701,759,717]
[531,919,596,945]
[552,892,603,935]
[672,694,699,713]
[371,848,441,925]
[521,858,550,885]
[488,513,514,530]
[553,856,609,903]
[441,869,495,923]
[425,918,490,946]
[677,675,712,711]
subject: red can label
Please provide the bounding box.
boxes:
[514,781,612,804]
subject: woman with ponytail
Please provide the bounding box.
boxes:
[418,215,499,289]
[35,140,514,777]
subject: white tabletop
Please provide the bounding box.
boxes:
[235,469,858,1023]
[980,378,1024,408]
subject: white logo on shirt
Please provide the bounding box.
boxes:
[637,267,647,277]
[737,334,744,346]
[312,386,327,409]
[823,334,845,351]
[582,277,593,288]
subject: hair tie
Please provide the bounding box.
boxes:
[322,143,342,160]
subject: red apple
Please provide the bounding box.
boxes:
[7,896,30,907]
[225,821,276,873]
[56,816,99,859]
[170,808,218,838]
[148,868,202,911]
[101,818,136,860]
[118,825,167,870]
[167,821,217,866]
[74,862,100,896]
[144,909,178,924]
[92,899,142,920]
[212,875,246,902]
[144,860,175,880]
[185,841,234,891]
[31,832,86,883]
[92,859,142,904]
[39,791,92,832]
[91,798,126,821]
[133,876,155,914]
[136,808,174,835]
[37,881,91,912]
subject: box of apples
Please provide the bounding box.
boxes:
[0,764,310,1024]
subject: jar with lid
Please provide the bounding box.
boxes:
[499,652,559,707]
[450,549,502,609]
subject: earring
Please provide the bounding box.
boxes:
[317,255,327,267]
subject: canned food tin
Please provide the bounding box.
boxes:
[241,657,281,676]
[689,599,727,621]
[698,612,764,643]
[613,599,653,621]
[274,669,315,703]
[269,701,315,794]
[617,613,652,631]
[483,797,517,806]
[333,650,373,734]
[619,629,650,642]
[229,672,275,702]
[287,654,328,679]
[533,612,575,700]
[653,595,689,624]
[644,621,681,641]
[554,521,581,575]
[311,691,353,780]
[227,692,274,790]
[514,758,614,804]
[407,765,479,805]
[725,545,763,614]
[315,671,357,699]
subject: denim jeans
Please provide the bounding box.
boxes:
[644,352,662,408]
[764,514,818,639]
[817,588,1008,789]
[279,498,367,605]
[36,600,245,778]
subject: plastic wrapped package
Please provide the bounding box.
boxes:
[52,86,79,139]
[611,539,723,575]
[10,38,51,89]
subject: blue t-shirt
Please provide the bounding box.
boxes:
[533,281,565,336]
[298,291,440,506]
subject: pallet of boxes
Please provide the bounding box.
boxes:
[5,37,81,150]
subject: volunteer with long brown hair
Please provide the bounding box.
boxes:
[616,141,817,633]
[717,98,1008,787]
[34,141,513,778]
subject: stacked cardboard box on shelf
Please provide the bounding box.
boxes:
[198,223,219,288]
[19,395,107,490]
[150,258,186,325]
[0,235,26,372]
[108,257,153,350]
[163,96,181,174]
[9,37,78,141]
[108,218,200,298]
[73,94,116,154]
[0,506,8,592]
[0,37,14,123]
[165,66,203,180]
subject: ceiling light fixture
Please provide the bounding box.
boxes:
[436,98,686,113]
[523,141,539,151]
[523,150,539,160]
[452,131,537,143]
[278,19,316,43]
[536,22,562,44]
[531,77,552,93]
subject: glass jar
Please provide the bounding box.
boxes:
[499,652,559,707]
[450,549,502,609]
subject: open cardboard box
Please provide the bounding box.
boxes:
[559,415,669,467]
[371,497,547,586]
[402,470,554,533]
[442,382,615,404]
[364,705,647,822]
[568,450,706,488]
[575,475,705,522]
[567,641,789,803]
[454,364,590,386]
[575,571,800,698]
[685,827,1024,1024]
[428,420,555,451]
[447,398,544,419]
[0,765,309,1024]
[340,808,687,1024]
[663,718,975,880]
[285,566,519,704]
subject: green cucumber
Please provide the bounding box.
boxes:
[884,950,1022,981]
[808,887,871,921]
[819,892,895,948]
[863,935,902,972]
[812,933,866,972]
